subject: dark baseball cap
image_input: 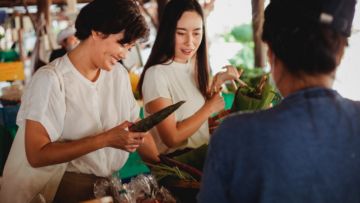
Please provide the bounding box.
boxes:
[265,0,357,37]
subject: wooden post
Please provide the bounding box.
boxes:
[31,0,52,72]
[66,0,78,14]
[18,13,25,61]
[251,0,266,68]
[37,0,51,26]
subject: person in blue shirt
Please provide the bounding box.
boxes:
[198,0,360,202]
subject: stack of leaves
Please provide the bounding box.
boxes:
[148,145,209,190]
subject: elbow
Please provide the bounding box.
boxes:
[163,141,177,148]
[26,153,45,168]
[162,137,181,149]
[28,159,42,168]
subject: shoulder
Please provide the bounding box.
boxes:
[143,64,171,81]
[28,57,73,93]
[31,66,60,86]
[339,97,360,118]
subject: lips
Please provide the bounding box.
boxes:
[181,48,193,55]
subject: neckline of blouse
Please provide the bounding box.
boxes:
[64,54,103,87]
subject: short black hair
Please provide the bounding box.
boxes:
[75,0,149,44]
[262,0,355,75]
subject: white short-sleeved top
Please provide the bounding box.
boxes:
[142,61,209,154]
[8,54,139,175]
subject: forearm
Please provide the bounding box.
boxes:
[164,104,212,147]
[27,132,107,167]
[137,133,160,163]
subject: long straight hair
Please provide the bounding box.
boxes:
[138,0,209,98]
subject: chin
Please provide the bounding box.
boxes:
[178,56,192,63]
[102,64,114,71]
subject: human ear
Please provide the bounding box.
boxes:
[91,30,105,40]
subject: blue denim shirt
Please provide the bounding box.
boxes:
[198,87,360,203]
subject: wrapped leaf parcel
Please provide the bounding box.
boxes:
[130,101,185,132]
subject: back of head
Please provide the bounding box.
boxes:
[57,26,76,45]
[75,0,149,44]
[262,0,357,76]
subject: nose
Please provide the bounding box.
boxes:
[184,33,193,46]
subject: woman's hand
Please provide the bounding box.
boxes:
[204,93,225,115]
[104,121,147,152]
[210,65,244,95]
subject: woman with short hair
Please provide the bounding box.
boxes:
[0,0,158,202]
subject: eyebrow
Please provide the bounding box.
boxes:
[176,27,202,31]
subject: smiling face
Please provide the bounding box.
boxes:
[92,31,135,71]
[174,11,203,63]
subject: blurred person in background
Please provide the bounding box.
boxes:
[49,26,79,62]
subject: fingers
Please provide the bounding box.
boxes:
[124,133,146,152]
[127,132,146,146]
[118,120,133,128]
[132,132,147,140]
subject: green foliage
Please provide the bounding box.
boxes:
[148,163,196,181]
[223,24,253,43]
[224,23,257,74]
[228,44,254,70]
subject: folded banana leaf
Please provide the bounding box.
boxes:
[231,75,276,112]
[173,144,208,171]
[130,101,185,132]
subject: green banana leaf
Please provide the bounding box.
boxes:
[231,77,276,112]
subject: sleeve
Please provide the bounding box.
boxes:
[197,129,229,203]
[119,66,140,122]
[127,74,140,122]
[142,67,171,105]
[17,69,66,142]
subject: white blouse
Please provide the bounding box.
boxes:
[0,55,139,202]
[142,60,209,154]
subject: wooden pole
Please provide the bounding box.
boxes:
[18,13,25,61]
[251,0,266,68]
[66,0,77,14]
[37,0,51,26]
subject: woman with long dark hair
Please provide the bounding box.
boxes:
[138,0,234,154]
[0,0,158,202]
[199,0,360,202]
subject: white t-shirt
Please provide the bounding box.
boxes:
[0,55,139,203]
[142,60,209,154]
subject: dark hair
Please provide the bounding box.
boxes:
[138,0,209,98]
[262,0,348,76]
[75,0,149,44]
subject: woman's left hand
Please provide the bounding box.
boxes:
[210,65,241,95]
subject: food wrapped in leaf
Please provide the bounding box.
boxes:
[231,75,276,112]
[130,101,185,132]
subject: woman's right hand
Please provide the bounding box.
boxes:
[204,93,225,115]
[104,121,147,152]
